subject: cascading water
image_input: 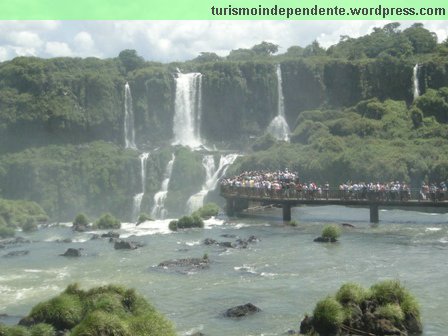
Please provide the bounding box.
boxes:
[267,64,291,142]
[413,64,420,101]
[151,154,175,219]
[132,152,149,220]
[172,72,203,148]
[187,153,238,213]
[124,82,137,149]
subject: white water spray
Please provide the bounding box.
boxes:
[151,154,175,219]
[124,82,137,149]
[172,72,203,148]
[187,154,238,212]
[413,64,420,101]
[267,64,290,142]
[132,152,149,220]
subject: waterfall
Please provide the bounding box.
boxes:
[132,152,149,220]
[267,64,290,142]
[151,154,175,219]
[413,64,420,101]
[172,72,203,148]
[187,153,239,213]
[124,82,137,149]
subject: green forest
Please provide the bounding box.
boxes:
[0,22,448,230]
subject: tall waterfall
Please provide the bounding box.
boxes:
[413,64,420,101]
[132,152,150,220]
[187,153,238,213]
[151,154,175,219]
[124,82,137,149]
[172,72,203,148]
[267,64,290,142]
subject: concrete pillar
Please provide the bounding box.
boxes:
[282,204,291,221]
[369,204,379,223]
[226,199,235,217]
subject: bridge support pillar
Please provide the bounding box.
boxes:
[226,199,235,217]
[370,204,379,223]
[282,204,291,221]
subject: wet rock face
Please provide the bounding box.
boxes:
[203,235,260,249]
[113,239,143,250]
[313,236,337,243]
[60,248,82,257]
[224,303,261,318]
[0,237,31,249]
[157,257,210,274]
[2,250,29,258]
[101,231,120,239]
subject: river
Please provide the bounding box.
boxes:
[1,205,447,335]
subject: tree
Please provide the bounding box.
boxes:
[303,40,325,57]
[118,49,145,73]
[193,52,222,63]
[403,23,437,54]
[251,41,279,56]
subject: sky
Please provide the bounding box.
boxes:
[0,20,447,63]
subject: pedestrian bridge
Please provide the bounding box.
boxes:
[220,186,448,223]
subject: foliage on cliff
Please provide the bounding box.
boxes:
[0,198,48,237]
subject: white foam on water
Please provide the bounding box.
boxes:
[185,241,201,246]
[234,264,257,274]
[203,217,225,229]
[118,220,173,237]
[439,237,448,244]
[183,324,204,336]
[426,227,442,232]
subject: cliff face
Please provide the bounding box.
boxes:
[1,56,447,152]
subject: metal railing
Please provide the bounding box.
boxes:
[220,185,448,203]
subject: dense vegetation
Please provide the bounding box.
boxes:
[0,198,48,237]
[301,280,421,335]
[0,284,176,336]
[0,22,447,225]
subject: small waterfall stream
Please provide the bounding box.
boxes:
[187,153,238,213]
[132,152,149,220]
[267,64,290,142]
[151,154,176,219]
[172,71,203,148]
[124,82,137,149]
[413,64,420,101]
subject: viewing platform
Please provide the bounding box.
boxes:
[220,186,448,223]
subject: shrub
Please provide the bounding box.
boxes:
[30,323,55,336]
[321,224,341,240]
[73,213,89,227]
[312,297,344,333]
[28,293,84,330]
[192,203,219,219]
[169,215,204,231]
[94,213,121,230]
[370,279,407,305]
[22,218,37,232]
[376,303,405,323]
[136,213,153,225]
[287,220,298,227]
[21,284,175,336]
[336,282,368,305]
[0,325,31,336]
[0,221,15,238]
[70,311,130,336]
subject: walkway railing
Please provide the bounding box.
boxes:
[220,185,448,203]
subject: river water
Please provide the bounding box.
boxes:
[1,205,447,335]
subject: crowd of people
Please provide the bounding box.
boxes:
[220,170,448,202]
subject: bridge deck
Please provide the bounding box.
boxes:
[220,187,448,222]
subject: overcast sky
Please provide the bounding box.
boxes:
[0,21,447,62]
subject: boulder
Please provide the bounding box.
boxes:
[101,231,120,239]
[203,238,217,245]
[224,303,261,318]
[60,248,82,257]
[54,238,72,243]
[341,223,356,228]
[157,257,210,274]
[114,239,143,250]
[313,236,337,243]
